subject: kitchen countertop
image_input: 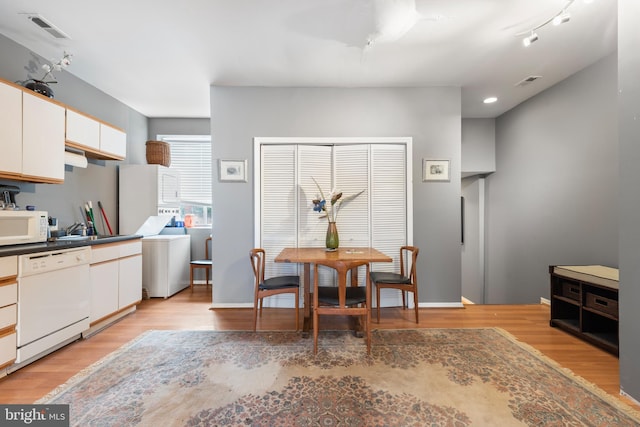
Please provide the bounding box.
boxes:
[0,234,143,257]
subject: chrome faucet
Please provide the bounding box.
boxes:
[66,222,83,235]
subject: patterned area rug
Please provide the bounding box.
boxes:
[38,328,640,426]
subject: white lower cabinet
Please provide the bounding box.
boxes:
[0,256,17,376]
[89,262,119,322]
[119,255,142,308]
[88,240,142,332]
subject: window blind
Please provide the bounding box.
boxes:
[160,136,212,205]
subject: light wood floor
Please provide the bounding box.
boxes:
[0,286,636,409]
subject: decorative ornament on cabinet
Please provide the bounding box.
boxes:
[19,51,73,98]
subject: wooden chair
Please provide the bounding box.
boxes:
[313,259,371,354]
[370,246,419,323]
[250,248,300,331]
[190,236,212,292]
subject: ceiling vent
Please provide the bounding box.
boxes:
[515,75,541,87]
[27,14,70,39]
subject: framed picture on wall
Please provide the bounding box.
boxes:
[219,159,247,182]
[423,159,450,182]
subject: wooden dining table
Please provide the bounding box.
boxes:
[274,247,392,336]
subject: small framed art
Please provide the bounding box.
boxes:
[423,159,450,182]
[219,159,247,182]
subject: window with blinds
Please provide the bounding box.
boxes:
[159,135,212,225]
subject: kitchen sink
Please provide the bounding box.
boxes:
[52,235,100,242]
[52,235,126,243]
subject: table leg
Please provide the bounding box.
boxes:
[302,262,311,338]
[350,267,364,338]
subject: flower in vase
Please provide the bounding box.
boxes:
[38,51,73,83]
[311,177,364,223]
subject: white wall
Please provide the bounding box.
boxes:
[210,86,462,306]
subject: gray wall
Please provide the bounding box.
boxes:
[210,86,462,305]
[0,34,148,234]
[462,119,495,176]
[486,54,618,304]
[461,176,484,303]
[618,0,640,404]
[461,117,495,304]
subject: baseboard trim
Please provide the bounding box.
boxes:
[210,303,254,309]
[419,302,465,308]
[540,297,550,306]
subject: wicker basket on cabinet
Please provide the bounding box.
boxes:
[145,140,171,167]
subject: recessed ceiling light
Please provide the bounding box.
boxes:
[483,97,498,104]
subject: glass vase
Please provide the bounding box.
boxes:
[326,221,339,250]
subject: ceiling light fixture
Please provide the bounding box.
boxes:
[366,0,420,47]
[553,11,571,26]
[483,97,498,104]
[517,0,575,47]
[523,32,539,47]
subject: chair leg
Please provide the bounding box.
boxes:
[294,291,299,332]
[313,306,318,354]
[402,290,406,310]
[413,290,419,323]
[376,285,381,323]
[189,266,194,292]
[253,294,259,332]
[365,310,371,355]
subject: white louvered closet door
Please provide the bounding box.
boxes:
[370,144,409,308]
[260,145,298,282]
[371,144,407,271]
[260,141,408,303]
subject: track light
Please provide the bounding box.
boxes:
[553,11,571,26]
[517,0,575,47]
[523,32,539,47]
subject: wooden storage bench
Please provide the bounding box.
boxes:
[549,265,619,356]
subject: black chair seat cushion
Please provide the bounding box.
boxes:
[317,286,366,306]
[260,275,300,290]
[370,271,411,285]
[191,260,212,266]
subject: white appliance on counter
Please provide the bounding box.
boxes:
[119,164,181,235]
[0,210,48,246]
[13,246,91,370]
[142,234,191,298]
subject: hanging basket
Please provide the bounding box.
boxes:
[145,140,171,167]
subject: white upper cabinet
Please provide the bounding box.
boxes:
[0,77,127,182]
[99,123,126,160]
[22,91,65,183]
[0,82,22,178]
[66,109,100,151]
[65,108,126,160]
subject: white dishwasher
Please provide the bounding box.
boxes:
[13,246,91,368]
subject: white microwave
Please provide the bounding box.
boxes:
[0,210,48,246]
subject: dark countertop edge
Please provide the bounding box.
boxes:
[0,235,143,257]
